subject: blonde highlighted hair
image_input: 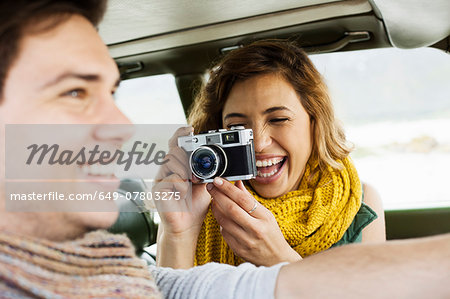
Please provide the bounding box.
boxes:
[188,40,351,172]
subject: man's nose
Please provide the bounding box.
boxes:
[93,124,135,146]
[253,127,272,153]
[99,95,132,125]
[93,96,134,144]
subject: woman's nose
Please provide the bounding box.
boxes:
[253,127,272,153]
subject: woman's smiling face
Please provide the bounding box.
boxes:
[222,73,313,198]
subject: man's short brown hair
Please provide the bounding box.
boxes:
[0,0,107,100]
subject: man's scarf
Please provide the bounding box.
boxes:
[0,230,161,298]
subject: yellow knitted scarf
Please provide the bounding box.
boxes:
[195,157,362,266]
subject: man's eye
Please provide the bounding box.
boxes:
[61,89,87,99]
[269,118,289,124]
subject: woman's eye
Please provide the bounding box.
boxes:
[226,123,246,128]
[269,118,289,124]
[61,88,87,99]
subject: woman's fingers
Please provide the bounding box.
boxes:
[235,180,246,191]
[191,174,202,183]
[211,201,255,251]
[158,125,193,181]
[155,141,191,182]
[207,178,263,220]
[208,185,249,226]
[168,126,193,149]
[211,199,244,235]
[163,147,190,180]
[152,173,190,211]
[153,173,190,195]
[212,198,271,261]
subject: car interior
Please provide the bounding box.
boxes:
[103,0,450,256]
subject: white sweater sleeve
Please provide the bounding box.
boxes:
[149,262,286,299]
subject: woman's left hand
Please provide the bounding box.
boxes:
[207,177,302,266]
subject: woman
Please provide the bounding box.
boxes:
[154,40,385,268]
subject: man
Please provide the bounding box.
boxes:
[0,1,448,298]
[0,1,161,297]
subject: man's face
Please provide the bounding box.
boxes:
[0,15,132,239]
[1,14,127,124]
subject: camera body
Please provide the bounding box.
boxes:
[178,127,257,182]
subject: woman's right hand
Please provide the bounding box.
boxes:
[152,127,211,268]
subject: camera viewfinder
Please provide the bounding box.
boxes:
[222,132,239,144]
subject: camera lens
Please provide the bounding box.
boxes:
[190,146,226,180]
[193,149,215,172]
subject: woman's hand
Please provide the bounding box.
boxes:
[207,178,302,266]
[152,127,211,268]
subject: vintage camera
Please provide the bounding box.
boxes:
[178,127,257,182]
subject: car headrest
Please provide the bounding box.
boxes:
[108,179,158,253]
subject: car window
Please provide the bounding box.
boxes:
[115,74,186,226]
[115,49,450,211]
[310,48,450,210]
[115,74,187,124]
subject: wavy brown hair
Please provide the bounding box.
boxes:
[188,40,351,171]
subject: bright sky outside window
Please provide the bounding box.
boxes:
[311,48,450,210]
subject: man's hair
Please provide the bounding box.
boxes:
[0,0,107,99]
[188,40,351,173]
